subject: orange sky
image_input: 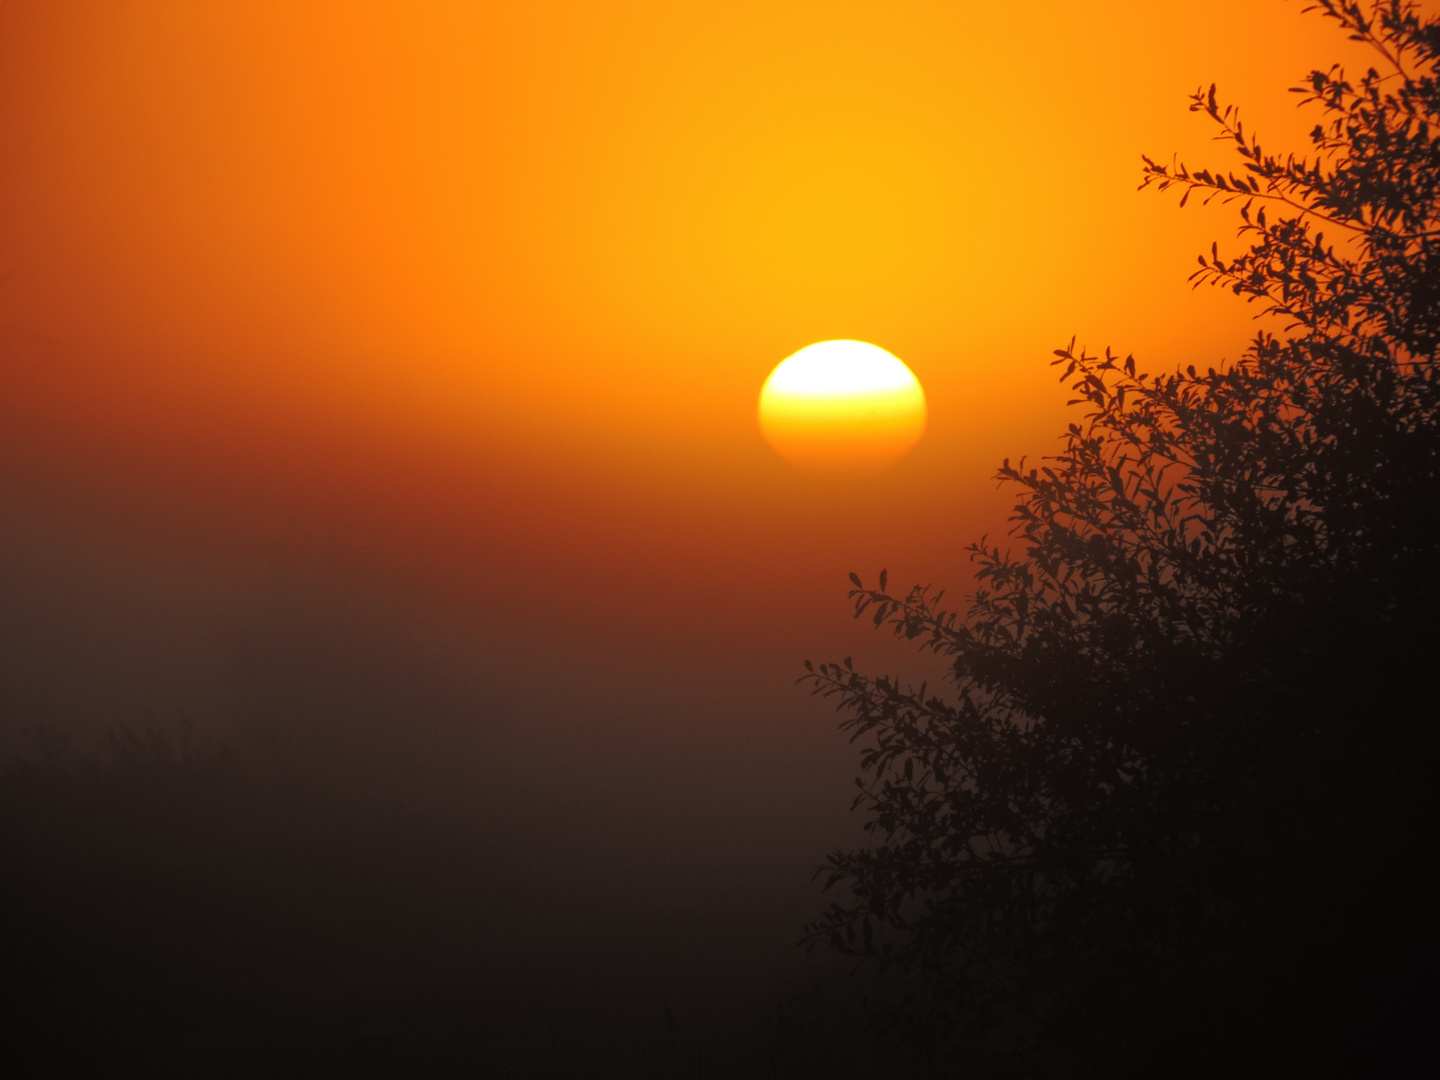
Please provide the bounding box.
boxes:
[0,1,1402,672]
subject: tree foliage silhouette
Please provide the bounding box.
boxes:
[806,2,1440,1070]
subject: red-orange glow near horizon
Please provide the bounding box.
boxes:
[759,342,926,473]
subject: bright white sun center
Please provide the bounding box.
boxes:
[758,340,927,473]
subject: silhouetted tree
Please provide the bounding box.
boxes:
[807,2,1440,1073]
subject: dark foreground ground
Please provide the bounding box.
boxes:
[7,728,1440,1078]
[1,729,928,1079]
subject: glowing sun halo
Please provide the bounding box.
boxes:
[758,340,927,473]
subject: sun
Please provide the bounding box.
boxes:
[758,340,927,473]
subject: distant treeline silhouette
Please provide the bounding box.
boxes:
[807,2,1440,1074]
